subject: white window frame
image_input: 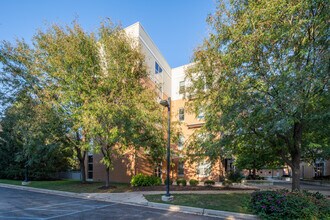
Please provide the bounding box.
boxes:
[179,81,185,94]
[178,135,184,150]
[197,160,211,177]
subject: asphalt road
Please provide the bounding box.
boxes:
[0,187,218,220]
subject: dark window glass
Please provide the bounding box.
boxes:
[88,164,93,171]
[155,62,162,74]
[179,108,184,121]
[88,171,93,179]
[88,155,93,163]
[178,162,184,175]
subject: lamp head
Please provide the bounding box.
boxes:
[160,100,169,107]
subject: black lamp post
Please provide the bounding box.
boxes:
[160,97,173,201]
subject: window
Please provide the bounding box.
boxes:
[87,155,93,179]
[178,161,184,176]
[179,81,185,94]
[315,162,324,177]
[197,108,204,120]
[154,163,162,178]
[178,135,184,150]
[179,108,185,121]
[155,62,162,74]
[196,160,211,177]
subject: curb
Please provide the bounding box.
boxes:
[0,183,85,199]
[0,183,259,219]
[148,202,204,215]
[146,201,257,219]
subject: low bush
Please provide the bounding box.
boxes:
[164,178,173,185]
[227,171,244,183]
[223,180,232,187]
[189,179,199,186]
[204,180,215,186]
[246,175,265,180]
[130,174,161,187]
[313,175,330,180]
[176,178,187,186]
[251,190,330,219]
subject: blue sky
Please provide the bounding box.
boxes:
[0,0,215,68]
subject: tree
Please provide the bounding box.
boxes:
[0,91,73,180]
[186,0,329,190]
[82,23,166,187]
[1,20,166,186]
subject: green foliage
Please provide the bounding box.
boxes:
[0,20,166,184]
[130,174,161,187]
[227,171,244,183]
[0,93,73,180]
[176,178,187,186]
[164,178,173,185]
[246,175,265,180]
[189,179,199,186]
[223,180,233,187]
[204,180,215,186]
[251,190,330,219]
[186,0,330,190]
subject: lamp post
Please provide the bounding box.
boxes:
[160,97,173,202]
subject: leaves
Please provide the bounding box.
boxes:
[186,0,329,189]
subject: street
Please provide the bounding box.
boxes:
[0,187,218,220]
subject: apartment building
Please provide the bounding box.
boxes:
[86,22,328,183]
[86,22,225,183]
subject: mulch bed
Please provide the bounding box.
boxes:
[131,185,258,191]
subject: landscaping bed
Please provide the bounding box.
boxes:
[131,185,257,191]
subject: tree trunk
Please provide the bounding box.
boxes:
[291,122,302,191]
[75,132,87,183]
[80,161,86,183]
[105,167,110,188]
[76,147,87,183]
[252,168,256,179]
[291,160,300,191]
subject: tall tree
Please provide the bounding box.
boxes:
[0,91,73,180]
[187,0,329,190]
[83,23,166,187]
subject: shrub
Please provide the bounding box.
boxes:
[204,180,215,186]
[251,190,330,220]
[313,175,330,180]
[176,178,187,186]
[164,178,173,185]
[189,179,199,186]
[246,175,264,180]
[227,171,244,183]
[130,174,161,187]
[223,180,232,187]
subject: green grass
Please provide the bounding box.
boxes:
[0,179,131,193]
[144,193,253,214]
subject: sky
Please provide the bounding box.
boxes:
[0,0,216,68]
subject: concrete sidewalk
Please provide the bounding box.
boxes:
[81,189,255,204]
[0,183,258,219]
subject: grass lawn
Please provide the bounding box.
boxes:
[144,193,253,214]
[0,179,131,193]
